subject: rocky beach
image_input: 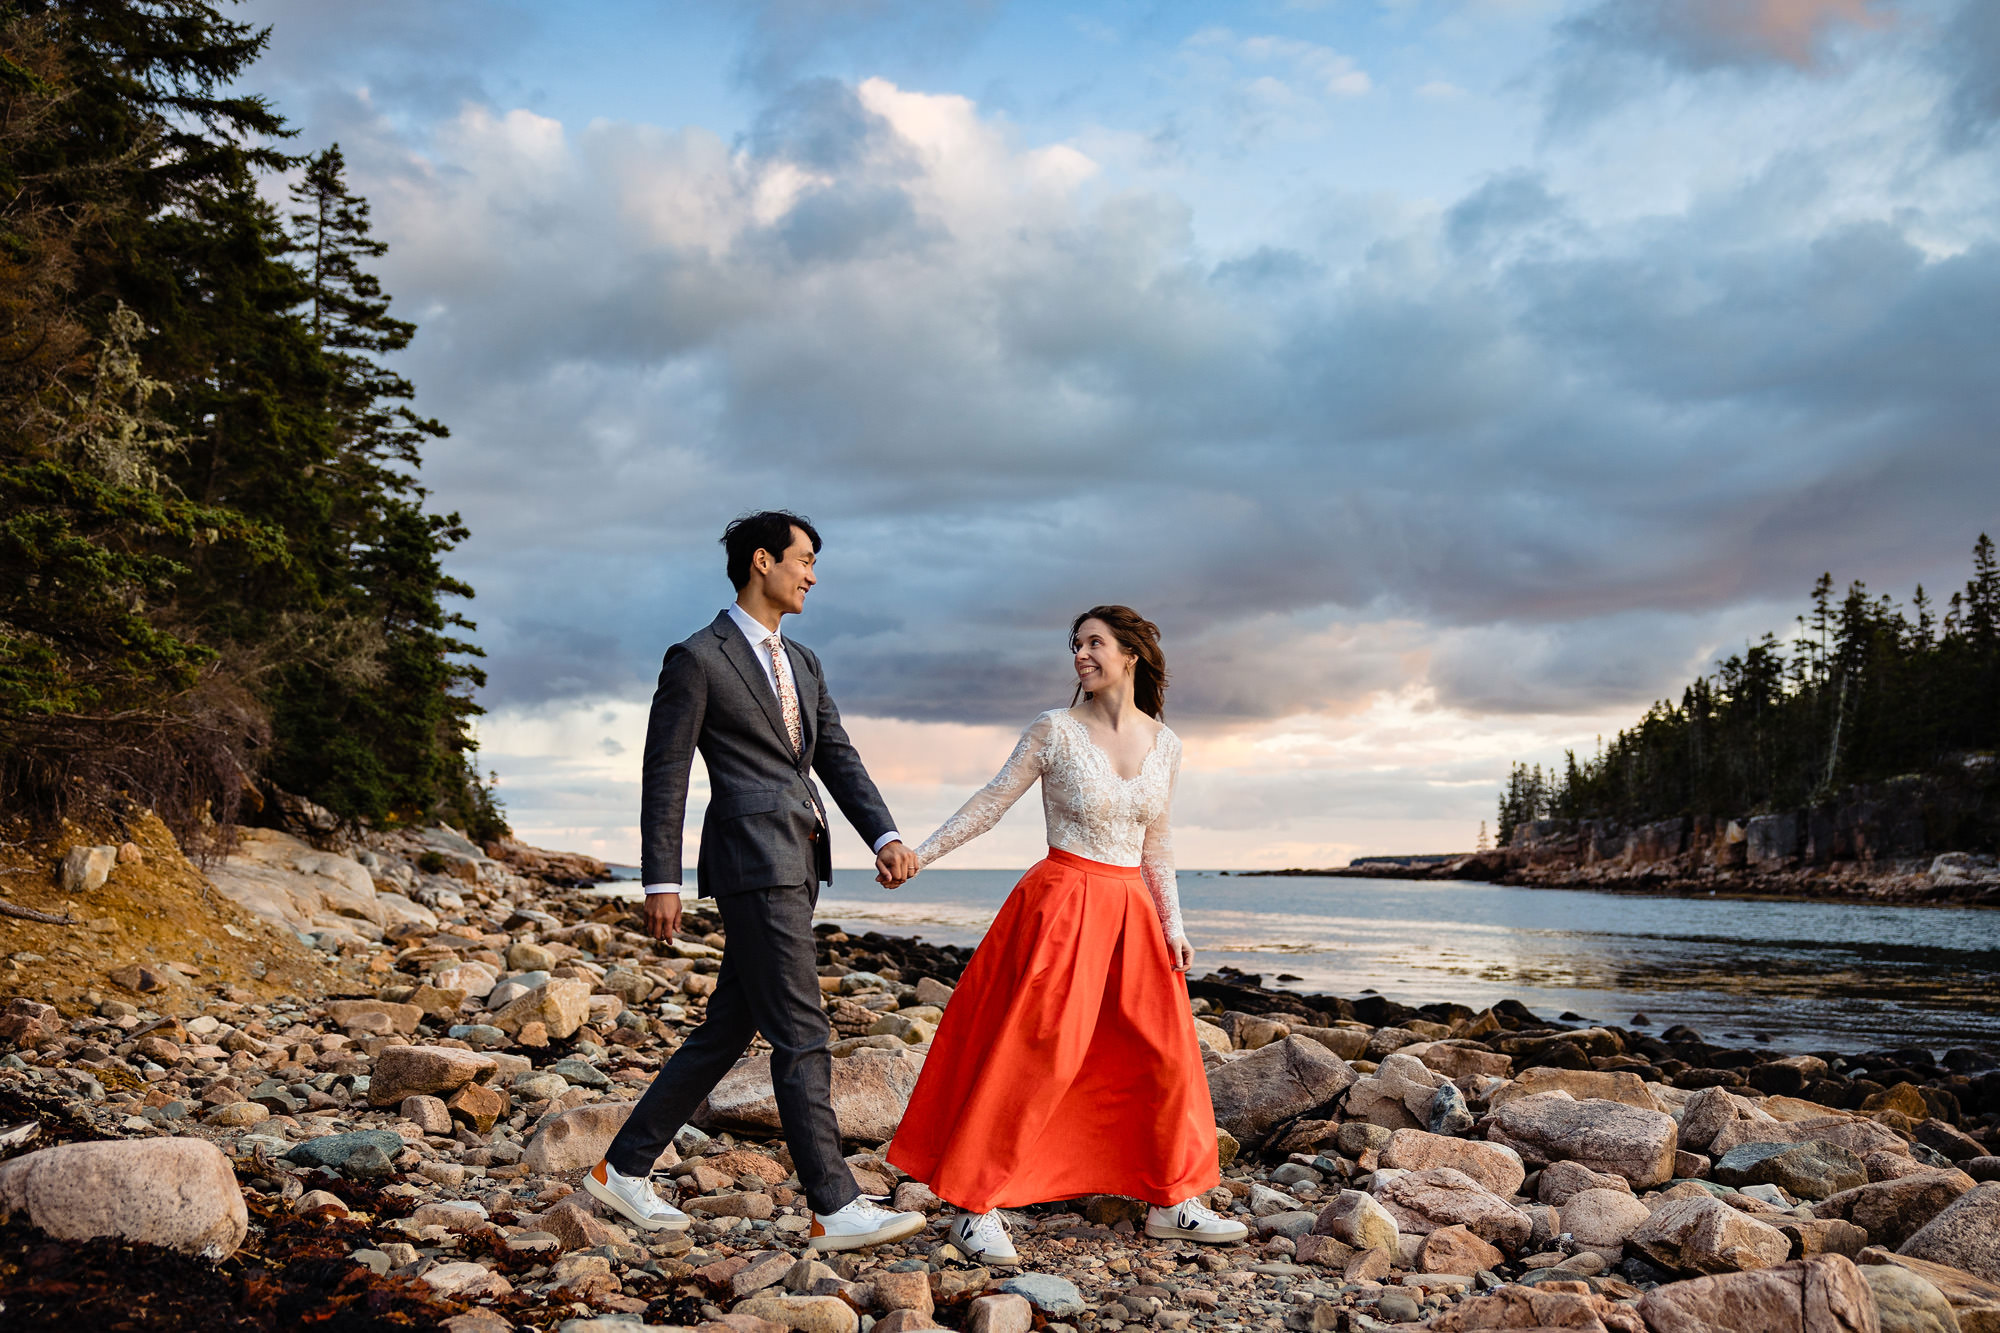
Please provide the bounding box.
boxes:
[3,816,2000,1333]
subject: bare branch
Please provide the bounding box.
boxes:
[0,899,74,925]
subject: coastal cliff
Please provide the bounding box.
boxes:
[1265,766,2000,904]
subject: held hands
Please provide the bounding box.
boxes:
[643,892,682,941]
[875,839,920,889]
[1169,936,1193,973]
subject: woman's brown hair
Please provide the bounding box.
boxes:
[1069,605,1169,719]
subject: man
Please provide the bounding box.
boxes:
[586,510,926,1250]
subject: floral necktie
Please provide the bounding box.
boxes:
[764,634,802,754]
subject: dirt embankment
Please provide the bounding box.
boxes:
[0,813,366,1015]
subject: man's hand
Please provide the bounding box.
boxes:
[643,892,682,941]
[874,839,919,889]
[1169,936,1194,973]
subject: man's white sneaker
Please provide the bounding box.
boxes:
[584,1160,692,1233]
[808,1195,926,1251]
[1145,1197,1249,1243]
[947,1210,1019,1265]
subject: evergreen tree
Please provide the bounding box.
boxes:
[1,2,500,840]
[1503,537,2000,830]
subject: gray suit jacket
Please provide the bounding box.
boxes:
[639,611,897,895]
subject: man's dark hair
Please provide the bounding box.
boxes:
[722,510,822,590]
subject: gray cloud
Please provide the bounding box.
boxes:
[232,11,2000,745]
[1941,0,2000,146]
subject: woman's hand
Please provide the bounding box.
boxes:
[1169,936,1193,972]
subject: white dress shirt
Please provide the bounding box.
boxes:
[644,604,901,894]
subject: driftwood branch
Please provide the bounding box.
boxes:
[0,898,74,925]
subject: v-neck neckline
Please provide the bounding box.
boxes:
[1060,707,1164,782]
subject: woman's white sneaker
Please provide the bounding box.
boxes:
[583,1160,692,1232]
[947,1210,1019,1265]
[808,1195,926,1251]
[1145,1197,1249,1243]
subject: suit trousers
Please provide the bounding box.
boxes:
[605,882,859,1215]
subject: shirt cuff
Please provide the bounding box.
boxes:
[643,883,682,895]
[870,831,904,855]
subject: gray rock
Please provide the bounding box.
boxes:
[283,1129,406,1172]
[547,1058,612,1089]
[1257,1210,1319,1240]
[1376,1290,1422,1323]
[1205,1035,1357,1143]
[1427,1081,1475,1136]
[997,1273,1084,1317]
[1714,1140,1869,1200]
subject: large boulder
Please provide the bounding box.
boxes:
[369,1044,496,1105]
[1374,1167,1532,1254]
[1679,1086,1782,1156]
[1710,1114,1909,1161]
[1900,1181,2000,1284]
[1860,1264,1961,1333]
[1488,1091,1679,1187]
[1435,1286,1647,1333]
[1564,1187,1655,1258]
[1342,1052,1445,1132]
[1816,1171,1977,1249]
[1489,1066,1664,1112]
[698,1046,923,1144]
[1635,1254,1880,1333]
[490,976,592,1040]
[1539,1159,1635,1207]
[205,827,436,933]
[326,999,422,1035]
[1401,1041,1513,1083]
[1714,1141,1870,1201]
[523,1102,670,1174]
[1858,1251,2000,1333]
[1380,1129,1526,1197]
[1629,1193,1794,1276]
[1205,1035,1356,1143]
[0,1139,247,1260]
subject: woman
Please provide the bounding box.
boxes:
[884,606,1248,1264]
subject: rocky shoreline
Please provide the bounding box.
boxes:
[3,822,2000,1332]
[1248,835,2000,908]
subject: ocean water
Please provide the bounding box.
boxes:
[596,868,2000,1056]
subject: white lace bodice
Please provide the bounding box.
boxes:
[912,708,1184,942]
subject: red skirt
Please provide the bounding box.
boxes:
[885,848,1220,1212]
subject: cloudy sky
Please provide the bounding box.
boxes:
[239,0,2000,869]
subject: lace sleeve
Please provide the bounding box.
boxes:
[913,713,1053,868]
[1140,732,1184,942]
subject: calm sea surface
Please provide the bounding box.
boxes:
[597,869,2000,1057]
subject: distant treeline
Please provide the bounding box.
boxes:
[1,2,501,840]
[1498,536,2000,845]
